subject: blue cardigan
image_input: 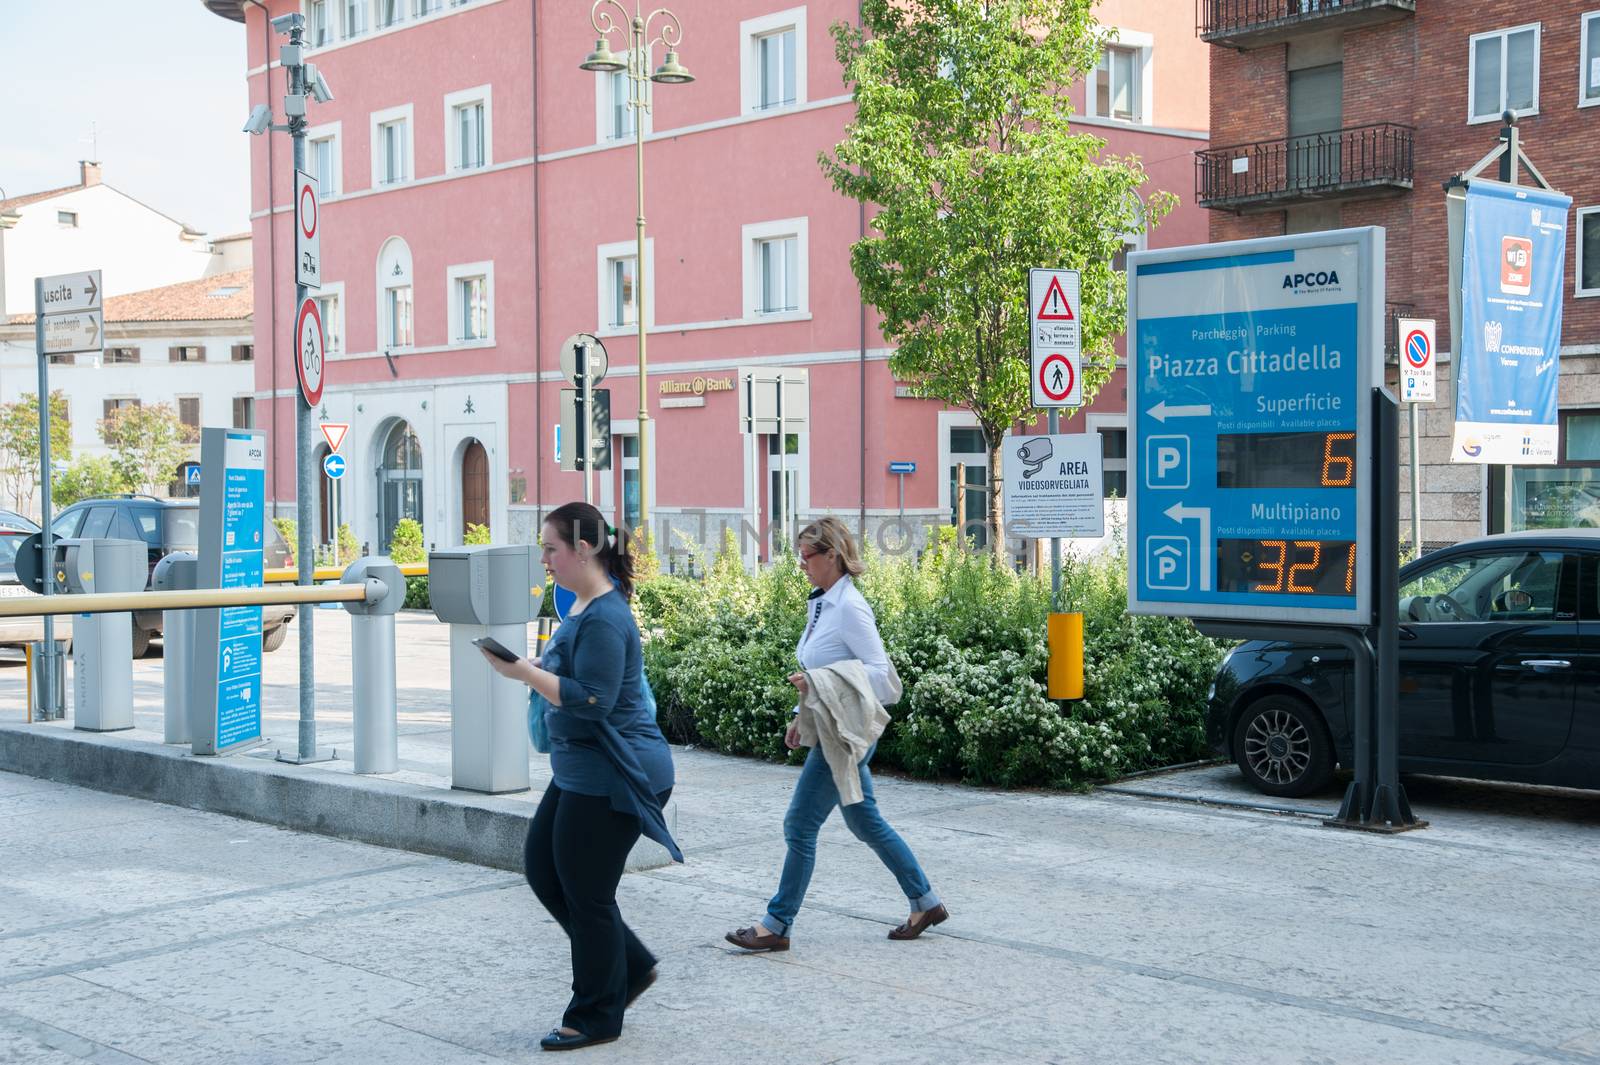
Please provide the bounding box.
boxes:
[536,590,681,863]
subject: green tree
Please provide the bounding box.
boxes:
[99,403,197,497]
[821,0,1173,556]
[53,455,132,508]
[387,518,426,564]
[0,391,72,513]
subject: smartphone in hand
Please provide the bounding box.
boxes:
[472,636,522,663]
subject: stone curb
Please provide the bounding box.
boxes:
[0,723,675,874]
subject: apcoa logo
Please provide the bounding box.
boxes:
[1281,270,1341,293]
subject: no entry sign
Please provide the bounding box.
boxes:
[295,297,326,408]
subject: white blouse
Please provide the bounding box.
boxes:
[796,575,896,705]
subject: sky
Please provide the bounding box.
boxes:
[0,1,252,236]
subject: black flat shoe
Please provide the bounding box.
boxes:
[625,967,657,1009]
[540,1029,619,1052]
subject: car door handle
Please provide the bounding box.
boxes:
[1520,659,1571,670]
[1398,625,1418,641]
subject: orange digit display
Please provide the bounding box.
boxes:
[1320,432,1355,487]
[1288,540,1322,593]
[1252,539,1287,592]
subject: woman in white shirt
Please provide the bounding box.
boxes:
[725,517,947,953]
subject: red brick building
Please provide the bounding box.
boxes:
[1196,1,1600,544]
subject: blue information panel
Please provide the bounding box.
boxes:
[1127,230,1382,626]
[216,432,265,749]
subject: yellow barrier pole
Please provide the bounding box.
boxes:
[0,582,369,619]
[1047,611,1084,701]
[25,642,34,724]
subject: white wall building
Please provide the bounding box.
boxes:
[0,270,257,516]
[0,162,220,319]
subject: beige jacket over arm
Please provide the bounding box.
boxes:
[794,659,899,806]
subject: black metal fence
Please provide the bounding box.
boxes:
[1198,0,1364,37]
[1196,123,1414,207]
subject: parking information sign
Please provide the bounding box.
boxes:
[192,428,267,755]
[1397,317,1436,403]
[1029,268,1082,408]
[1127,229,1382,625]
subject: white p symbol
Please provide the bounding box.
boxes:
[1157,554,1177,580]
[1157,446,1182,478]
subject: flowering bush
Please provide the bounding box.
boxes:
[632,527,1224,789]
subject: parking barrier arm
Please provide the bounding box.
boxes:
[0,581,376,619]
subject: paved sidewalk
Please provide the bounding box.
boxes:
[3,613,1600,1062]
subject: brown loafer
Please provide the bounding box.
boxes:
[725,925,790,952]
[888,904,949,941]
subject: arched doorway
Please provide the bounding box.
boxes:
[461,439,488,538]
[377,420,423,552]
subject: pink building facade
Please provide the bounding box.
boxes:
[206,0,1208,563]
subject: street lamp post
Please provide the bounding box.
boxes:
[579,1,693,541]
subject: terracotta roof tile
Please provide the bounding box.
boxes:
[7,269,252,325]
[0,182,82,213]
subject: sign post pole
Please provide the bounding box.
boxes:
[1409,403,1423,553]
[34,279,57,721]
[1029,268,1082,607]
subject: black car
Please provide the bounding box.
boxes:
[1207,529,1600,797]
[49,496,296,657]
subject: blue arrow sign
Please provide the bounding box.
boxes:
[888,461,916,474]
[322,453,346,480]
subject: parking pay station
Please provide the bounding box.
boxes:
[430,544,539,793]
[60,538,148,732]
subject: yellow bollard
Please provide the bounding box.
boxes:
[1047,612,1084,701]
[24,642,34,723]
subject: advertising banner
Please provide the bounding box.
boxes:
[1453,180,1571,464]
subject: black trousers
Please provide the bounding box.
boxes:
[524,782,669,1038]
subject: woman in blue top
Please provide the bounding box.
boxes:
[480,501,676,1053]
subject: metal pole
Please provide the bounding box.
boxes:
[1371,389,1421,828]
[579,343,593,505]
[34,278,58,720]
[897,472,904,524]
[632,18,652,539]
[287,22,326,764]
[1408,402,1423,555]
[1048,410,1061,610]
[776,371,786,552]
[351,613,398,774]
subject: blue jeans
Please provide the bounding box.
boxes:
[761,743,941,937]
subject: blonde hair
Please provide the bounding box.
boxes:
[796,515,865,577]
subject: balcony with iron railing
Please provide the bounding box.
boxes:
[1196,123,1414,211]
[1198,0,1414,48]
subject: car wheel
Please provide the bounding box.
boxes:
[131,622,152,659]
[1231,695,1336,798]
[262,623,289,653]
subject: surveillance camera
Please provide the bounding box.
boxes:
[305,63,334,104]
[270,12,304,35]
[242,103,274,135]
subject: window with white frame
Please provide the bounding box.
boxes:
[1469,23,1540,122]
[308,0,333,46]
[448,262,494,342]
[1582,12,1600,106]
[377,238,414,349]
[1578,207,1600,297]
[343,0,368,38]
[610,69,634,139]
[608,256,636,327]
[414,0,442,14]
[741,8,807,115]
[596,239,652,333]
[756,29,797,109]
[307,123,340,195]
[314,284,344,354]
[742,218,809,319]
[371,105,413,186]
[1087,31,1152,124]
[376,0,403,27]
[445,86,491,171]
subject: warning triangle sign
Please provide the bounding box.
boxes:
[320,422,349,453]
[1036,275,1076,321]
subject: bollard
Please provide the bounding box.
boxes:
[1047,612,1084,701]
[60,539,148,732]
[153,553,199,744]
[342,557,406,774]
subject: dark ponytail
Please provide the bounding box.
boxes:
[546,501,634,599]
